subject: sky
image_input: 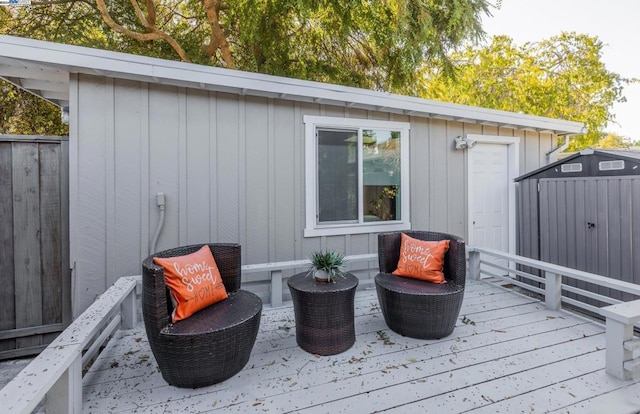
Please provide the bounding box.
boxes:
[481,0,640,141]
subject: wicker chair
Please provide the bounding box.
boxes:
[142,243,262,388]
[375,231,466,339]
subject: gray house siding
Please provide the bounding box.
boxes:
[69,73,556,315]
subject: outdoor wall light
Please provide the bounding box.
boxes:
[61,106,70,124]
[454,136,477,150]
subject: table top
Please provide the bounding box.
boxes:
[287,272,358,294]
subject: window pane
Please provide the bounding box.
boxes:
[317,129,358,223]
[363,130,401,222]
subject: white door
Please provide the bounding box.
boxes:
[467,135,519,279]
[470,143,510,253]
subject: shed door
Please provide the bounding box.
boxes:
[469,143,511,253]
[539,177,640,304]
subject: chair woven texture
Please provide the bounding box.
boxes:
[142,243,262,388]
[375,231,466,339]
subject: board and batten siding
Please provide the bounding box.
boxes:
[69,73,554,314]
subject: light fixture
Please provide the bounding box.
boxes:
[61,106,69,125]
[454,136,477,150]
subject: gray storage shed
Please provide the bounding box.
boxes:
[516,148,640,304]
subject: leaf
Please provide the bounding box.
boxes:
[461,316,476,325]
[376,330,394,345]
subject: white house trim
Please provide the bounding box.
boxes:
[303,116,411,237]
[0,35,586,135]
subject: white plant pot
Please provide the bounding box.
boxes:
[314,269,331,282]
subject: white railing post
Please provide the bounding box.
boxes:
[46,354,82,413]
[121,286,138,329]
[545,272,562,311]
[600,300,640,380]
[271,270,283,308]
[468,249,481,281]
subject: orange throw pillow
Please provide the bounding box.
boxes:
[153,245,228,323]
[392,233,449,283]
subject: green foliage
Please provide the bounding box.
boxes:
[593,132,632,149]
[307,250,346,282]
[2,0,492,89]
[0,80,68,135]
[421,33,628,150]
[1,0,494,135]
[226,0,490,94]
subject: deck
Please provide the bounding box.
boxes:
[81,279,640,413]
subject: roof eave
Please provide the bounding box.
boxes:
[0,35,586,135]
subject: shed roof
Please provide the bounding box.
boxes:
[0,35,586,135]
[515,148,640,181]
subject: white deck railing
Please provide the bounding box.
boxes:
[3,249,639,412]
[1,275,140,413]
[242,253,378,308]
[468,247,640,380]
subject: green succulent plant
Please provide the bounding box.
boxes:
[307,250,346,282]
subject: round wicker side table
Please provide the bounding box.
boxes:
[287,272,359,355]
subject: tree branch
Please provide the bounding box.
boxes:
[94,0,190,62]
[145,0,156,26]
[201,0,234,68]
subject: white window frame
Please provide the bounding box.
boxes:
[304,115,411,237]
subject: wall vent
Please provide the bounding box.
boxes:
[599,160,625,171]
[561,163,583,173]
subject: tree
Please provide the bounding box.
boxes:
[420,33,628,150]
[593,132,632,149]
[0,80,68,135]
[2,0,493,95]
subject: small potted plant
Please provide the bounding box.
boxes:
[307,250,346,282]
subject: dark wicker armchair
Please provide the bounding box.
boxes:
[142,243,262,388]
[375,231,466,339]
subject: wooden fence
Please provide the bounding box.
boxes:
[0,135,70,360]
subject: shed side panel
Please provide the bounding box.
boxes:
[409,117,430,230]
[75,74,108,314]
[428,119,448,233]
[185,89,213,245]
[447,122,465,237]
[148,85,181,252]
[214,92,241,243]
[113,79,144,277]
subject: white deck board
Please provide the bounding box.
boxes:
[80,280,640,413]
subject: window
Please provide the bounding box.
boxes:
[304,116,410,237]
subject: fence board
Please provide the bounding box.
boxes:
[39,143,63,344]
[0,142,15,353]
[12,142,43,349]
